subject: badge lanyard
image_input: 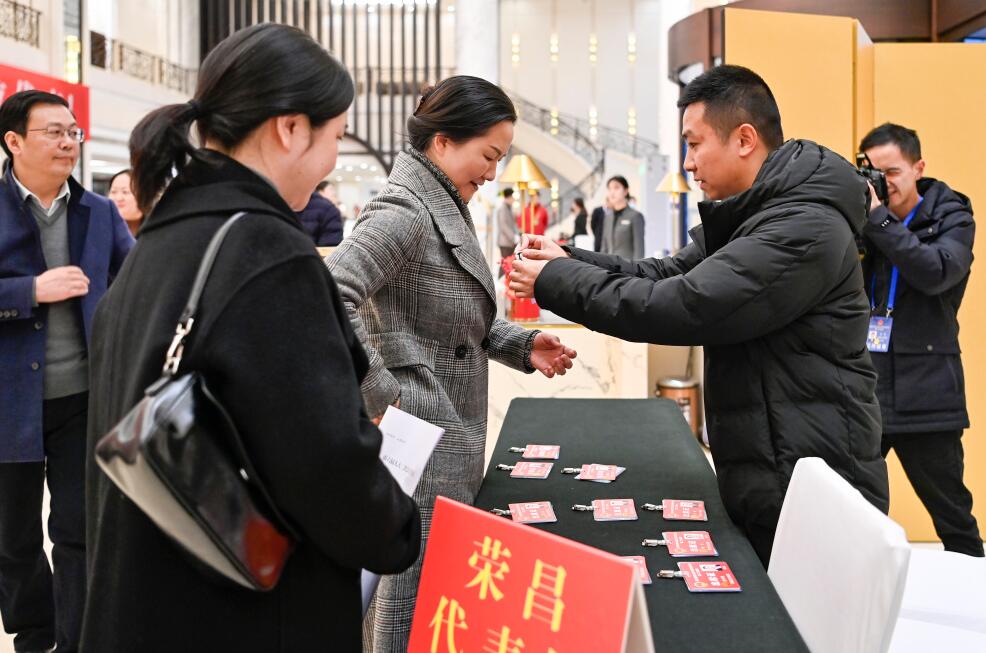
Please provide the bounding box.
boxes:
[870,198,924,317]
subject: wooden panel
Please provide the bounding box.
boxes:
[873,43,986,542]
[724,8,857,160]
[854,22,875,152]
[731,0,930,40]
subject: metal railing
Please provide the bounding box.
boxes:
[0,0,41,48]
[90,31,197,94]
[508,93,603,169]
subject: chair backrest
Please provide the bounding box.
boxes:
[768,457,911,653]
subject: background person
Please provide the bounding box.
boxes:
[107,168,143,236]
[600,175,645,259]
[83,24,420,652]
[0,89,133,653]
[860,122,982,557]
[296,178,344,246]
[496,187,517,277]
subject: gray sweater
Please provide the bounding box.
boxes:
[13,174,89,399]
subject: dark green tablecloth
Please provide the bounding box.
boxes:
[475,398,808,652]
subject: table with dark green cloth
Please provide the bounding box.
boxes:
[474,398,808,652]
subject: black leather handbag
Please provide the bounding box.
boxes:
[94,212,299,591]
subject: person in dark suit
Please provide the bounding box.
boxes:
[296,179,343,246]
[0,89,134,653]
[590,199,607,251]
[82,24,420,652]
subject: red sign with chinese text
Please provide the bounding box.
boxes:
[0,64,90,135]
[409,496,651,653]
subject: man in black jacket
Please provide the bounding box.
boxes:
[860,123,982,556]
[510,65,889,565]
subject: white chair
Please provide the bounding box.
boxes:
[897,548,986,634]
[768,457,911,653]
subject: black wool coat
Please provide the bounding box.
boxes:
[535,140,890,564]
[862,178,974,434]
[82,150,420,652]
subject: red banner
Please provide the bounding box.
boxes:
[408,496,653,653]
[0,64,90,135]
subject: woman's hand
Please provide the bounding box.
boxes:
[529,332,577,378]
[371,397,401,425]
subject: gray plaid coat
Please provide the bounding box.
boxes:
[326,149,537,652]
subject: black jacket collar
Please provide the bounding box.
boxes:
[139,149,301,235]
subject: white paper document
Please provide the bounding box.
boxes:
[361,406,444,615]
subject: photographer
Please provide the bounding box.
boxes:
[860,123,982,557]
[510,65,889,565]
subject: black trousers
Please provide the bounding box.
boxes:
[883,429,984,557]
[0,392,88,652]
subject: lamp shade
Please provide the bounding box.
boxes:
[657,171,691,194]
[499,154,549,186]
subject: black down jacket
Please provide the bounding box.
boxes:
[535,140,890,564]
[862,178,974,434]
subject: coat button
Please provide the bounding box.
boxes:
[34,322,43,330]
[927,227,933,233]
[927,344,934,352]
[30,362,40,371]
[10,309,17,317]
[0,310,7,318]
[455,345,468,359]
[481,337,490,349]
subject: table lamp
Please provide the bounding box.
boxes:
[657,170,691,252]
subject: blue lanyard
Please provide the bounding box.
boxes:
[870,198,923,316]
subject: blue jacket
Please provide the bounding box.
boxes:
[0,166,134,461]
[296,192,343,246]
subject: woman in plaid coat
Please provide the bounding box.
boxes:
[326,76,576,651]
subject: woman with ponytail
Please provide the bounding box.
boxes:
[327,76,577,651]
[83,24,420,652]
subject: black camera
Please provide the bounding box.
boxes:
[856,152,889,205]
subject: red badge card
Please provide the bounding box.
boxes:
[678,561,742,593]
[521,444,561,460]
[511,462,553,479]
[661,499,708,521]
[577,464,620,482]
[508,501,558,524]
[662,531,717,557]
[621,556,653,585]
[592,499,638,521]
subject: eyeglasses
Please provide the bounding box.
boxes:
[26,126,85,143]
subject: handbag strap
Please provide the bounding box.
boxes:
[163,212,248,375]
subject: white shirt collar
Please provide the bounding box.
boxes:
[11,170,71,217]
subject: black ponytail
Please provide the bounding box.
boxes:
[129,23,354,215]
[130,102,198,214]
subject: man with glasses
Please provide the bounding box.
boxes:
[0,90,133,653]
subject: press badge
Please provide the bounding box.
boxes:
[867,316,893,353]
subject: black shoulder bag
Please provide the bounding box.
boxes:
[94,212,299,591]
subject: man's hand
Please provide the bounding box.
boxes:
[509,258,549,298]
[518,234,569,261]
[529,332,577,378]
[35,266,89,304]
[866,181,883,212]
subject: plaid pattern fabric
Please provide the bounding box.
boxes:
[327,151,537,652]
